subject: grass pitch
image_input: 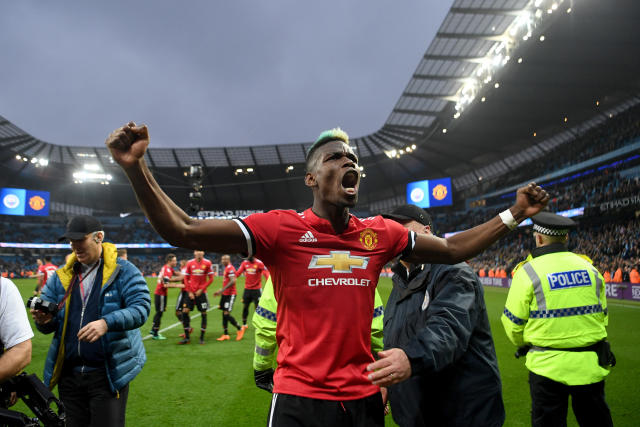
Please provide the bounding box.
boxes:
[13,277,640,426]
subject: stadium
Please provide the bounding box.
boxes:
[1,0,639,425]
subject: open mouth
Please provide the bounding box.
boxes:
[341,170,359,196]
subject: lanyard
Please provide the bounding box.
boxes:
[78,261,100,302]
[56,260,100,311]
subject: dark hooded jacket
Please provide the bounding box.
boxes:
[383,261,505,427]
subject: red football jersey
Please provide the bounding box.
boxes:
[235,208,414,400]
[39,263,57,285]
[155,264,174,296]
[222,264,237,295]
[185,258,214,292]
[236,259,268,290]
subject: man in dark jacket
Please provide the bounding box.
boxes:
[370,205,505,426]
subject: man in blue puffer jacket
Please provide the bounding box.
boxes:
[31,215,150,427]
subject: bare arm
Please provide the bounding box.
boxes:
[106,123,247,253]
[0,340,31,382]
[214,276,236,296]
[406,183,549,265]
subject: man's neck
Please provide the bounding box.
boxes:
[311,201,350,234]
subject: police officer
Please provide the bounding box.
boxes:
[501,212,614,427]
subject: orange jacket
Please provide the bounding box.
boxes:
[603,271,611,283]
[613,268,623,283]
[498,269,507,279]
[488,269,495,278]
[630,269,640,284]
[478,269,486,277]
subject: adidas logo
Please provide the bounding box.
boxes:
[299,231,318,243]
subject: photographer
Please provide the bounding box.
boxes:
[0,277,33,404]
[32,215,150,427]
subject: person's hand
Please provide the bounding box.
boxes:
[366,348,411,387]
[77,319,108,343]
[105,122,149,169]
[195,289,203,297]
[9,392,18,407]
[188,292,195,300]
[213,290,221,297]
[254,369,274,393]
[30,308,53,325]
[511,183,550,221]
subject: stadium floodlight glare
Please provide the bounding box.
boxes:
[83,163,101,171]
[72,171,113,183]
[285,165,294,173]
[15,154,21,160]
[38,158,48,166]
[452,0,568,119]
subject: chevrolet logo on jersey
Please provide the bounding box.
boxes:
[308,251,369,273]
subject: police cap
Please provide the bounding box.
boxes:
[531,212,576,236]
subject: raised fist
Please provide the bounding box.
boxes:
[105,122,149,169]
[514,183,550,219]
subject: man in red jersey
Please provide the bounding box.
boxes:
[36,256,58,296]
[151,253,183,340]
[213,254,244,341]
[235,255,269,330]
[177,250,213,344]
[107,123,548,426]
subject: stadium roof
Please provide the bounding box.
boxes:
[2,0,640,213]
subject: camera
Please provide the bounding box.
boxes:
[26,297,58,316]
[0,372,65,426]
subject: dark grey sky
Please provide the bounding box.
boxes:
[1,1,450,148]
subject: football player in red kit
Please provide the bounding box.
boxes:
[177,251,214,344]
[213,255,244,341]
[235,256,269,329]
[151,253,183,340]
[107,123,548,426]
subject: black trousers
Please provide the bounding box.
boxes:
[267,392,384,427]
[58,369,129,427]
[529,371,613,427]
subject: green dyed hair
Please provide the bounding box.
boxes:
[305,128,350,171]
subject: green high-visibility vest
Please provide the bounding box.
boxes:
[501,248,610,385]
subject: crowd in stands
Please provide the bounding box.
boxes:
[459,101,640,199]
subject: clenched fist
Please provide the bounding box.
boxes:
[105,122,150,169]
[513,182,550,220]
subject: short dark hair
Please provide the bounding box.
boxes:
[117,248,127,257]
[165,253,176,263]
[305,128,350,172]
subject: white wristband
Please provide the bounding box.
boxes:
[499,209,518,231]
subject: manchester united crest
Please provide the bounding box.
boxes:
[432,184,448,201]
[28,195,46,211]
[359,228,378,251]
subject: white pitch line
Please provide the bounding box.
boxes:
[608,301,640,310]
[142,306,218,341]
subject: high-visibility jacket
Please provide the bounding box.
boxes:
[630,269,640,284]
[613,268,623,283]
[253,277,385,371]
[488,269,495,278]
[478,269,486,277]
[501,243,610,386]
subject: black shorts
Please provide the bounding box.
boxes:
[243,288,262,305]
[267,392,384,427]
[219,294,236,312]
[154,294,168,312]
[176,291,209,312]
